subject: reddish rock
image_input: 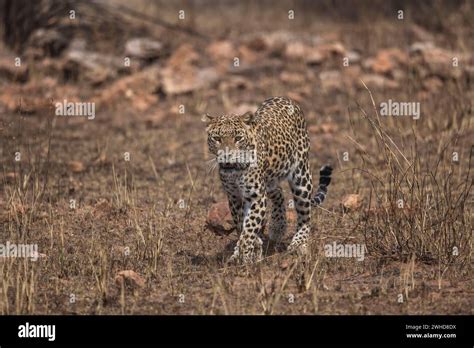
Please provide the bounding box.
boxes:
[364,48,408,75]
[167,43,200,69]
[280,71,306,84]
[160,43,220,95]
[68,161,85,173]
[285,41,345,64]
[318,42,346,56]
[207,40,235,61]
[161,65,219,95]
[280,260,290,270]
[284,41,308,60]
[260,30,299,55]
[306,49,325,65]
[206,201,235,235]
[115,270,145,289]
[360,74,400,89]
[238,45,259,65]
[95,64,160,111]
[409,42,468,79]
[245,37,267,51]
[342,194,363,211]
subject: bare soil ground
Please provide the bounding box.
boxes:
[0,0,472,314]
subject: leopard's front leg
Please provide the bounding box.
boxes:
[229,180,266,264]
[222,182,243,233]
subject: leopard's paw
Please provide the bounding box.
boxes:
[228,238,263,264]
[287,240,308,256]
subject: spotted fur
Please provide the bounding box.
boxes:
[206,97,332,263]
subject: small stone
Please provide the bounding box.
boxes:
[115,270,145,289]
[125,37,163,59]
[206,201,235,235]
[342,194,363,211]
[280,260,289,270]
[68,161,85,173]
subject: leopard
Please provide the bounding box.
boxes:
[205,96,332,264]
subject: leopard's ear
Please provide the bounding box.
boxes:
[241,111,255,126]
[201,113,215,123]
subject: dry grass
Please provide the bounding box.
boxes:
[0,0,472,315]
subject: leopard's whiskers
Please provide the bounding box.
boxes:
[206,156,218,174]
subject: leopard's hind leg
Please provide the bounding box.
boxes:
[287,160,313,253]
[267,185,287,243]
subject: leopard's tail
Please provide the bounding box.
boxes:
[311,165,333,206]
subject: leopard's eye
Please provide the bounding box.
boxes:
[235,135,244,142]
[211,135,221,143]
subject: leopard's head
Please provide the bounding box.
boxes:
[204,111,258,172]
